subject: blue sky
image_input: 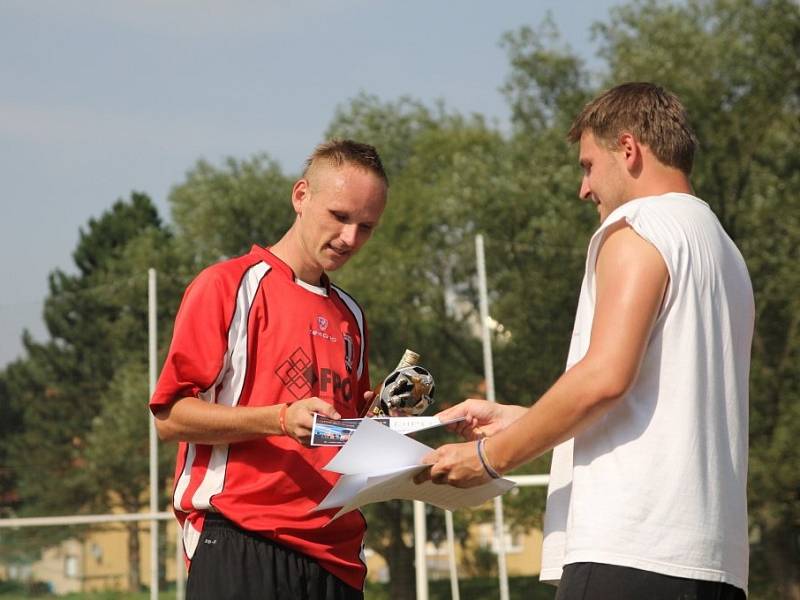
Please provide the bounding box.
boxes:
[1,0,619,367]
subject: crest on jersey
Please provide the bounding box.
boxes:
[343,333,354,374]
[275,348,315,399]
[317,316,329,331]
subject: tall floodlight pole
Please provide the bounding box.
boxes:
[414,500,429,600]
[475,235,510,600]
[148,269,159,600]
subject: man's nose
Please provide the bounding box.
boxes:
[339,224,359,247]
[578,177,591,200]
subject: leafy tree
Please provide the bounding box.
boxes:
[1,193,185,590]
[327,92,447,176]
[0,371,22,517]
[5,194,163,515]
[500,16,591,136]
[169,154,295,267]
[77,360,172,592]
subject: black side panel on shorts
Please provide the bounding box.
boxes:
[187,515,363,600]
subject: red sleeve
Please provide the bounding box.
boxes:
[149,265,237,413]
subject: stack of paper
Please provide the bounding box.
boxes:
[311,414,467,446]
[316,416,515,520]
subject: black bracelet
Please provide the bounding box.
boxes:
[476,438,501,479]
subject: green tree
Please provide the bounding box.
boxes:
[5,194,164,515]
[77,361,172,592]
[468,21,597,526]
[326,92,446,176]
[169,154,295,267]
[0,371,22,517]
[1,193,185,590]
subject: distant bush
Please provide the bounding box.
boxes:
[0,577,50,597]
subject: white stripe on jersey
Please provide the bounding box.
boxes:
[183,517,203,560]
[172,262,271,520]
[173,443,197,512]
[331,285,366,380]
[172,370,221,512]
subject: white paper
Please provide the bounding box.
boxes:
[310,414,465,446]
[316,416,515,520]
[388,415,465,435]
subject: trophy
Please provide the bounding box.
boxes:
[365,349,435,417]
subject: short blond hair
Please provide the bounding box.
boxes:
[568,82,698,175]
[303,139,388,187]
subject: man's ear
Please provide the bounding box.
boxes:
[618,132,642,175]
[291,178,310,215]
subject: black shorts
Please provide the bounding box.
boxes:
[186,513,363,600]
[555,562,746,600]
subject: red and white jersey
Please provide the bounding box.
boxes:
[150,245,371,590]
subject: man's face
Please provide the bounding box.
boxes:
[577,131,629,223]
[294,163,387,274]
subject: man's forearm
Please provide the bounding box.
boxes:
[487,357,623,473]
[153,396,282,444]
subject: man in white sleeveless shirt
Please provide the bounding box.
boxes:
[421,83,753,599]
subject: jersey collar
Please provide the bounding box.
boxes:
[249,245,330,296]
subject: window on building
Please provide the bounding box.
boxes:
[64,555,79,578]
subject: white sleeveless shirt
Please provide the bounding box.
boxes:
[539,193,754,592]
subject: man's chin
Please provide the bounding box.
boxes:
[321,254,351,271]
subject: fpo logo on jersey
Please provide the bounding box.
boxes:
[275,348,352,401]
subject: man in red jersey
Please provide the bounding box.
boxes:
[150,139,388,600]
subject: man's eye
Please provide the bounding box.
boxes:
[332,212,348,222]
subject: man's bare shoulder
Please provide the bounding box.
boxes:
[598,221,666,273]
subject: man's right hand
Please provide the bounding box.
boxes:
[283,398,341,445]
[436,399,527,440]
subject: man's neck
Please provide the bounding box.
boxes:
[629,165,694,200]
[269,229,324,286]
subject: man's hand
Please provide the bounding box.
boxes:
[415,441,491,488]
[436,399,527,440]
[362,390,375,408]
[284,398,340,445]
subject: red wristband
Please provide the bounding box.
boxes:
[279,403,290,436]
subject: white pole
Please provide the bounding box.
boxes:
[414,500,428,600]
[475,235,510,600]
[176,524,185,600]
[148,268,159,600]
[445,510,460,600]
